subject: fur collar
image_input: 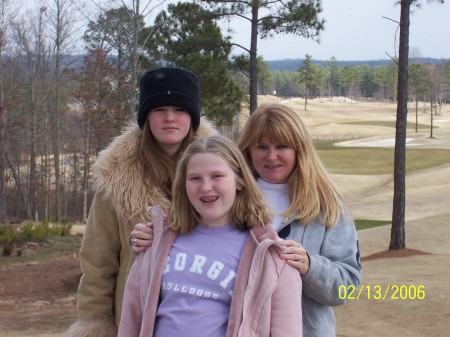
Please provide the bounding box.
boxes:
[92,118,217,225]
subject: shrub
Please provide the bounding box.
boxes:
[0,226,18,245]
[1,220,73,245]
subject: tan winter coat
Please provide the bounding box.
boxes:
[66,119,216,337]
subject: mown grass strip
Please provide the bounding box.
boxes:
[339,121,434,130]
[354,219,391,231]
[314,141,450,175]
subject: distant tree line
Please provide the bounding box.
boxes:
[259,56,450,109]
[266,57,447,71]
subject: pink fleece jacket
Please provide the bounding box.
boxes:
[118,205,303,337]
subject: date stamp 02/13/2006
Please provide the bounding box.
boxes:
[338,284,426,301]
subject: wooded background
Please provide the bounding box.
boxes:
[1,0,449,223]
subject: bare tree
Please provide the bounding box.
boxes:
[70,48,126,221]
[8,3,55,221]
[40,0,82,221]
[0,0,16,221]
[4,1,78,221]
[82,0,167,120]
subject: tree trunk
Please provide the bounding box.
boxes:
[5,154,29,218]
[304,87,308,111]
[430,102,434,138]
[29,101,37,220]
[249,5,258,113]
[128,0,140,121]
[53,0,64,222]
[82,118,91,221]
[390,0,411,250]
[415,99,418,133]
[0,30,5,221]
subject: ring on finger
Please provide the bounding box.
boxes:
[296,255,302,263]
[132,238,138,246]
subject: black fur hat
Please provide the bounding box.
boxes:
[137,67,200,131]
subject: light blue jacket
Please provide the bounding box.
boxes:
[277,209,361,337]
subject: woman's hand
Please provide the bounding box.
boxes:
[277,239,310,276]
[129,222,154,254]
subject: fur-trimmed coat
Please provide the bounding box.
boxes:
[66,119,216,337]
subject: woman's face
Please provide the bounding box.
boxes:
[148,106,191,157]
[249,137,296,184]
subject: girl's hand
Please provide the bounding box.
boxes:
[129,222,154,254]
[277,239,310,276]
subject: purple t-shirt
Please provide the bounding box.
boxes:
[153,223,249,337]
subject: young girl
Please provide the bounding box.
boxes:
[237,104,361,337]
[118,135,302,337]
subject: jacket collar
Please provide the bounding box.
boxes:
[92,118,216,225]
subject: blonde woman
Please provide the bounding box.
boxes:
[237,104,361,337]
[119,135,302,337]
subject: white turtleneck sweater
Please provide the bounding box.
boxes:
[256,178,290,231]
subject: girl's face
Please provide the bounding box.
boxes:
[148,106,191,157]
[186,152,242,228]
[250,137,296,184]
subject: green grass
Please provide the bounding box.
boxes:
[339,120,434,130]
[354,219,391,230]
[314,141,450,175]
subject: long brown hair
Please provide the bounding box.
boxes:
[170,135,272,234]
[237,104,347,228]
[139,119,194,198]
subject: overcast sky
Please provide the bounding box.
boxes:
[22,0,450,61]
[228,0,450,61]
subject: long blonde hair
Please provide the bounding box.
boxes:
[237,104,346,227]
[170,135,272,234]
[139,119,194,198]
